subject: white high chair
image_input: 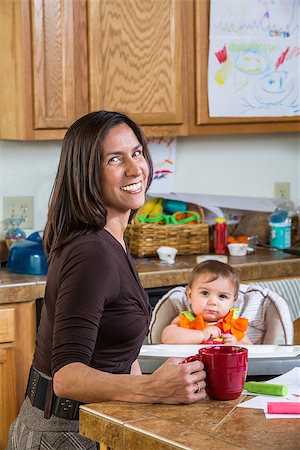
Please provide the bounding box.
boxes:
[148,283,294,345]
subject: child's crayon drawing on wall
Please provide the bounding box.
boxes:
[208,0,300,117]
[147,137,176,194]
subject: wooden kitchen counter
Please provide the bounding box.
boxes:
[1,250,300,448]
[79,397,300,450]
[136,247,300,288]
[1,248,300,300]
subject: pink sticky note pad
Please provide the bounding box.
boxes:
[267,402,300,414]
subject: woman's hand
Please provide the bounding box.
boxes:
[149,357,206,404]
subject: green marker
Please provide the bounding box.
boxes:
[244,381,288,396]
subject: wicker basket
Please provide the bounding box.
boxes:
[125,222,209,257]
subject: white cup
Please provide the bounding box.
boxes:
[227,243,248,256]
[156,246,178,264]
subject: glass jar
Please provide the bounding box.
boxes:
[4,217,26,250]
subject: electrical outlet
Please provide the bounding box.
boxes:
[274,182,290,199]
[3,196,34,228]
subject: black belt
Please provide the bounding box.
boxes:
[26,366,82,420]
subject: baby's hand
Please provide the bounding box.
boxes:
[221,333,239,344]
[202,326,221,342]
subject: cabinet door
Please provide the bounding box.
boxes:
[192,0,300,134]
[31,0,88,129]
[0,348,17,450]
[88,0,185,129]
[0,302,36,415]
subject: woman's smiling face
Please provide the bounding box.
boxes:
[100,123,149,218]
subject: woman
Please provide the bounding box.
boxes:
[8,111,206,450]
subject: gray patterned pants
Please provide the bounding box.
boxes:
[7,398,99,450]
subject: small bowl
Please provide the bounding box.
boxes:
[156,246,178,264]
[227,243,248,256]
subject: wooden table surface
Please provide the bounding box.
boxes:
[79,396,300,449]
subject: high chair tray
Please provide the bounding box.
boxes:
[139,344,300,359]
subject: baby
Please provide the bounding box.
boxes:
[162,260,252,345]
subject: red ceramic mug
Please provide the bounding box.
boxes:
[183,346,248,401]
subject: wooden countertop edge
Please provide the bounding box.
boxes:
[79,397,248,450]
[1,257,300,300]
[139,260,300,288]
[0,281,45,304]
[79,395,300,449]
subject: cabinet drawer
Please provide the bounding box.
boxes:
[0,308,15,343]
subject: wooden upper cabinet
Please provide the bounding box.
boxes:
[31,0,88,129]
[190,0,300,134]
[0,0,88,140]
[87,0,188,135]
[0,0,298,139]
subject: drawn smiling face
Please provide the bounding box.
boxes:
[235,51,269,75]
[254,70,295,105]
[260,71,288,94]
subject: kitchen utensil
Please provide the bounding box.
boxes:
[248,235,300,256]
[7,231,48,275]
[258,242,300,256]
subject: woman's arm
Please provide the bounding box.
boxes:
[131,359,142,375]
[53,358,206,405]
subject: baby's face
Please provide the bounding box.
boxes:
[187,274,236,322]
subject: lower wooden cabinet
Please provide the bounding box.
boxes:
[0,302,36,449]
[0,348,17,450]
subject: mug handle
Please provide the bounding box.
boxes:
[181,353,203,364]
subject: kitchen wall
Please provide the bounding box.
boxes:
[0,132,299,233]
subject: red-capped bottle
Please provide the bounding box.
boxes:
[214,217,227,254]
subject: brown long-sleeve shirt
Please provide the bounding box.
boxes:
[33,229,151,376]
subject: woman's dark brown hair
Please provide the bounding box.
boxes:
[43,110,153,260]
[188,260,240,297]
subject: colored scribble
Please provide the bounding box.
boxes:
[211,0,298,38]
[215,44,227,63]
[153,169,173,181]
[208,0,300,117]
[242,70,298,113]
[235,50,269,74]
[275,47,290,69]
[147,137,176,194]
[215,59,233,86]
